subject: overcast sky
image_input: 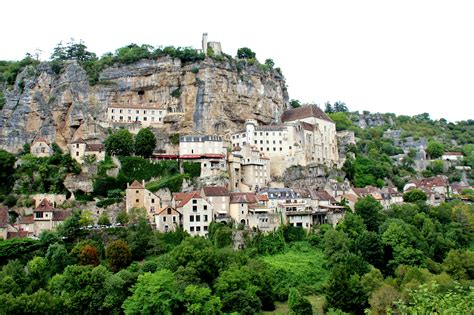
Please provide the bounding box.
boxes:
[2,0,473,122]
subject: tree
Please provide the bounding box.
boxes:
[98,212,111,226]
[264,58,275,69]
[106,240,132,272]
[442,249,474,280]
[325,102,334,113]
[354,196,383,232]
[328,112,353,131]
[116,211,129,226]
[122,269,182,315]
[288,288,313,315]
[79,209,94,227]
[45,243,71,276]
[134,128,156,158]
[213,225,233,248]
[57,210,82,240]
[403,189,428,203]
[183,284,222,315]
[104,129,134,156]
[290,99,301,108]
[334,101,348,113]
[426,140,444,159]
[0,150,16,195]
[78,245,100,266]
[236,47,256,60]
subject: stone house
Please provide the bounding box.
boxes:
[442,152,463,162]
[106,96,167,127]
[200,186,230,222]
[69,138,105,164]
[153,206,182,233]
[179,135,227,177]
[30,137,53,157]
[126,180,162,220]
[174,191,213,237]
[33,198,71,236]
[228,145,270,192]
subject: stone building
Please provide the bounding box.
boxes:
[69,138,105,164]
[179,135,227,177]
[200,186,230,222]
[231,106,338,176]
[126,180,162,220]
[228,145,270,192]
[30,137,53,157]
[33,198,71,236]
[173,191,213,237]
[153,206,182,233]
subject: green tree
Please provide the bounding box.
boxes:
[45,243,71,276]
[403,188,428,203]
[105,129,135,156]
[290,99,301,108]
[288,288,312,315]
[426,140,444,159]
[264,58,275,69]
[98,212,111,226]
[236,47,256,59]
[442,249,474,280]
[116,211,129,226]
[183,284,222,315]
[122,269,182,315]
[354,196,383,232]
[325,102,334,113]
[106,240,132,272]
[134,128,156,158]
[78,245,100,266]
[0,150,16,195]
[79,209,94,227]
[328,112,353,131]
[334,101,348,113]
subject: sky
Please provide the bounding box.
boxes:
[1,0,473,122]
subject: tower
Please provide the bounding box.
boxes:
[202,33,208,56]
[245,119,257,145]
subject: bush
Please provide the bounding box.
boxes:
[182,161,201,178]
[169,133,180,145]
[3,195,18,208]
[106,240,132,272]
[288,288,313,315]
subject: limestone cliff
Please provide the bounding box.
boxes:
[0,57,289,152]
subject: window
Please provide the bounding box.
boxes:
[111,116,114,120]
[136,110,139,114]
[163,217,167,222]
[151,199,155,203]
[143,117,147,121]
[76,152,79,156]
[167,208,172,215]
[190,215,194,222]
[136,199,139,203]
[196,215,200,222]
[190,226,194,232]
[35,212,43,218]
[119,109,123,113]
[204,215,208,222]
[196,226,201,232]
[289,146,292,150]
[136,190,139,194]
[192,206,198,212]
[111,109,115,113]
[204,205,207,210]
[173,216,176,222]
[204,225,208,231]
[192,199,197,204]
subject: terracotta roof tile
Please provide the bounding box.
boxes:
[177,191,202,208]
[35,198,54,212]
[129,180,144,189]
[19,215,34,225]
[70,138,86,144]
[53,210,72,222]
[202,186,229,196]
[281,105,333,123]
[32,137,49,145]
[86,144,104,152]
[230,192,258,204]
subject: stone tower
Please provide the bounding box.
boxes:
[202,33,208,56]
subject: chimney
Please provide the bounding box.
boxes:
[142,180,145,187]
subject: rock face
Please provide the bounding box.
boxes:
[0,57,289,153]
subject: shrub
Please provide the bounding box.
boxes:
[288,288,313,315]
[171,88,181,98]
[106,240,132,272]
[4,195,18,208]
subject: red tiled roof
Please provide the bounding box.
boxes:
[177,191,202,208]
[70,138,86,144]
[19,215,34,225]
[32,137,49,145]
[155,206,181,216]
[0,206,8,228]
[411,176,448,189]
[230,192,258,204]
[257,194,269,201]
[281,105,333,123]
[179,154,225,159]
[173,192,188,201]
[129,180,144,189]
[293,188,311,198]
[312,190,337,203]
[444,152,463,156]
[86,144,104,152]
[232,145,242,152]
[52,210,71,221]
[35,198,54,212]
[202,186,229,196]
